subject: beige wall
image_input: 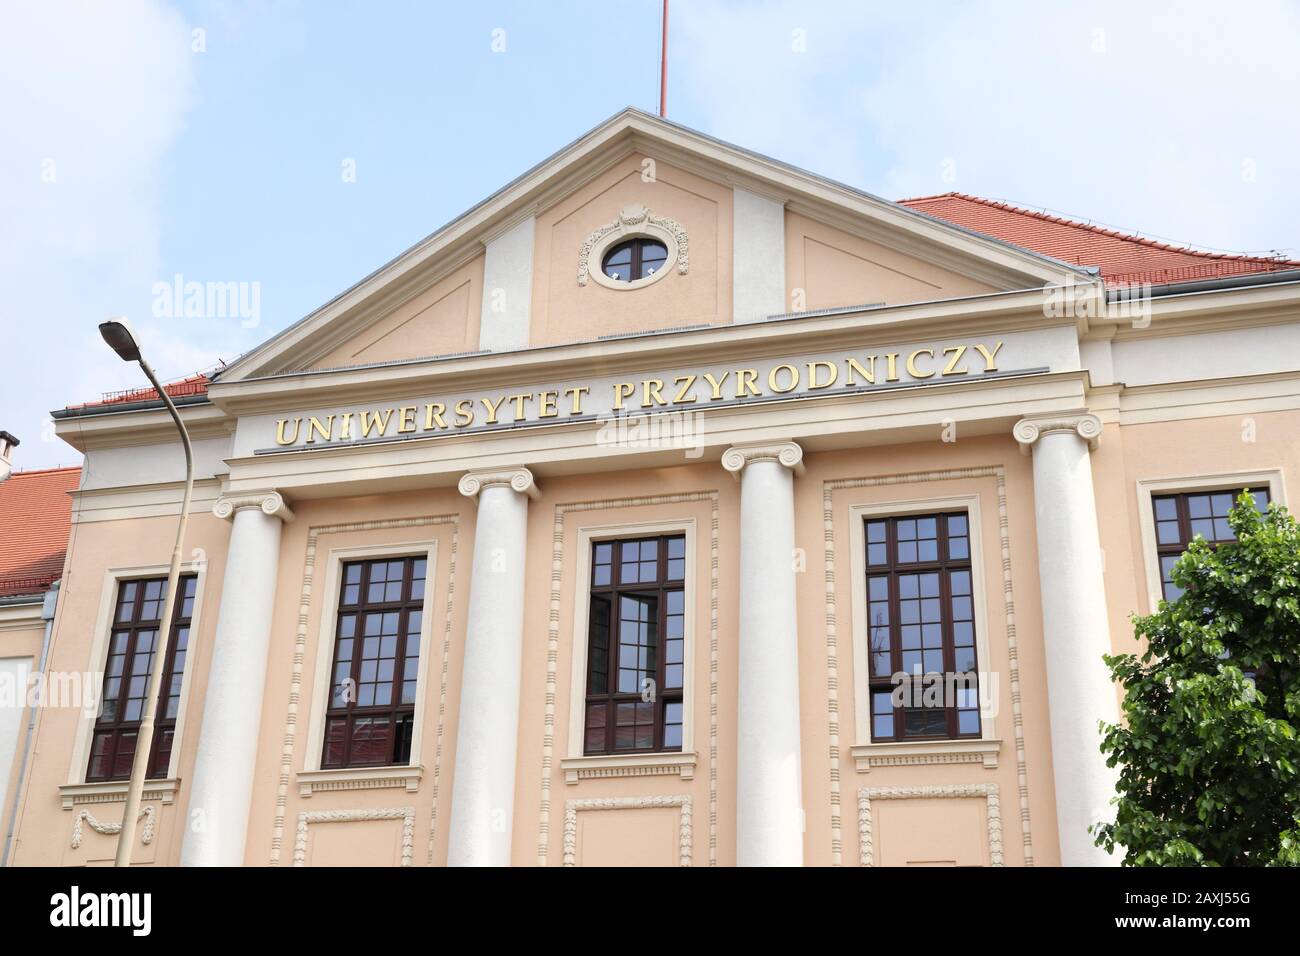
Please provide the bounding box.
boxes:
[785,210,996,312]
[531,155,734,345]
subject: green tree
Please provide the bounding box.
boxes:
[1095,492,1300,866]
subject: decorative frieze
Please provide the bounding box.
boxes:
[71,806,156,849]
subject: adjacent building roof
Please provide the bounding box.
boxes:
[901,192,1300,288]
[0,467,80,598]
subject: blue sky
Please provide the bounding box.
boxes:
[4,0,1299,467]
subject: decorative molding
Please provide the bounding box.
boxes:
[577,203,689,290]
[851,739,1001,773]
[721,441,805,478]
[537,491,720,866]
[213,489,295,522]
[1012,413,1102,454]
[293,806,416,867]
[59,779,179,810]
[823,467,1034,866]
[297,765,424,797]
[857,784,1003,867]
[71,806,156,849]
[458,466,539,500]
[267,514,460,866]
[560,752,697,784]
[562,795,692,867]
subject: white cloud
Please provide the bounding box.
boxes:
[0,0,196,468]
[677,0,1300,255]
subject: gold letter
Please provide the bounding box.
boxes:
[768,364,799,393]
[613,382,635,411]
[538,391,559,419]
[974,341,1004,371]
[305,415,334,443]
[642,379,667,408]
[942,345,969,376]
[736,369,760,398]
[564,386,589,415]
[906,348,936,379]
[845,356,876,386]
[337,412,353,440]
[276,417,301,445]
[885,353,900,382]
[673,374,697,404]
[397,405,418,433]
[359,408,394,437]
[807,361,838,389]
[509,393,534,421]
[425,403,448,429]
[454,399,474,427]
[480,395,507,425]
[702,371,730,400]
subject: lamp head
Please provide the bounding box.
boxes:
[99,317,142,363]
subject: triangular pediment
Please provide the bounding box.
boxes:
[218,108,1090,383]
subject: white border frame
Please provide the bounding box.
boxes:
[1135,468,1287,612]
[564,518,697,764]
[68,560,208,786]
[302,540,438,774]
[585,224,681,292]
[847,494,997,749]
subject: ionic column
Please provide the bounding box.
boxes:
[446,467,538,867]
[1013,414,1120,867]
[722,441,805,867]
[181,491,293,867]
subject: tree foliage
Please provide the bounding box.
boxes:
[1095,493,1300,866]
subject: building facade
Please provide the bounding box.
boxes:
[5,109,1300,867]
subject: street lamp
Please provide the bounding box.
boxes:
[98,318,195,867]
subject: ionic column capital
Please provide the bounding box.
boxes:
[1013,413,1102,455]
[721,441,805,480]
[213,491,294,522]
[458,466,539,500]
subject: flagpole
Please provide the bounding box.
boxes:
[659,0,669,117]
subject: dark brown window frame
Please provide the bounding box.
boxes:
[600,237,669,282]
[87,573,198,782]
[1152,487,1269,601]
[583,534,686,756]
[321,555,428,769]
[864,511,981,743]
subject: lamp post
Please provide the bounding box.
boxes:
[98,318,195,867]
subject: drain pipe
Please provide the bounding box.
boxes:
[1,579,59,866]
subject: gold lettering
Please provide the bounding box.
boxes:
[942,345,969,376]
[845,356,876,386]
[338,412,353,440]
[768,364,799,393]
[538,391,559,419]
[807,361,838,389]
[359,408,394,437]
[480,395,506,425]
[509,393,533,421]
[906,348,936,379]
[673,374,697,404]
[564,386,589,415]
[974,341,1004,372]
[702,371,730,400]
[454,399,474,427]
[397,405,418,433]
[885,353,900,382]
[276,417,301,445]
[304,415,334,443]
[736,368,760,398]
[425,403,448,430]
[613,382,635,411]
[642,379,667,408]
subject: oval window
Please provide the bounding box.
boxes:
[601,238,668,283]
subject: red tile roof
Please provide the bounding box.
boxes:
[66,372,213,411]
[899,192,1300,287]
[0,467,80,598]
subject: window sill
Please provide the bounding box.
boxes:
[296,764,423,797]
[850,738,1001,774]
[560,752,696,785]
[59,778,180,810]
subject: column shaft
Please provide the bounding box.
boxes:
[725,444,804,866]
[447,472,533,866]
[1018,418,1119,866]
[181,494,290,866]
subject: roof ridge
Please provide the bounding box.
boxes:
[7,465,82,478]
[900,192,1300,267]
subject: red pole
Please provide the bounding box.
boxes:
[659,0,669,117]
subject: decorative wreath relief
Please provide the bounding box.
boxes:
[577,203,689,290]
